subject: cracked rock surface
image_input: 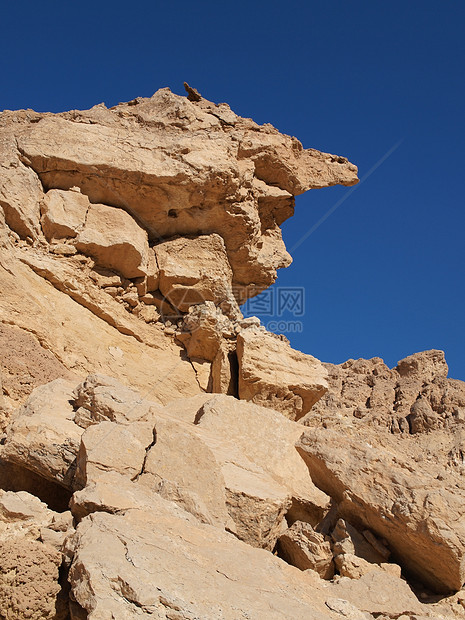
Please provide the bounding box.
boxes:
[0,89,463,619]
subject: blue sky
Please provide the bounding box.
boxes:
[2,2,464,378]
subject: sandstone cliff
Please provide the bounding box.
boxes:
[0,87,463,619]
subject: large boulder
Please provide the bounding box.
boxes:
[75,202,150,278]
[2,379,82,489]
[155,234,240,317]
[67,491,336,620]
[40,188,88,241]
[297,426,465,593]
[237,327,328,420]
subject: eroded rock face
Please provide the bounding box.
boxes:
[0,489,73,620]
[304,349,465,433]
[297,426,465,593]
[8,89,357,302]
[278,521,334,578]
[2,88,463,619]
[0,87,357,421]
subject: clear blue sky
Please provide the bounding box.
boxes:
[2,2,464,378]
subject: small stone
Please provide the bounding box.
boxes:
[50,243,77,256]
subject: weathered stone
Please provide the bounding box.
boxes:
[331,519,389,564]
[155,234,240,316]
[75,202,150,278]
[74,420,155,489]
[237,327,328,420]
[72,373,156,427]
[0,539,65,620]
[2,379,82,488]
[396,349,448,382]
[67,496,337,620]
[0,322,76,408]
[0,251,199,404]
[297,427,465,592]
[304,349,464,431]
[334,553,401,580]
[278,521,334,578]
[0,128,43,238]
[138,416,232,528]
[40,188,88,241]
[210,340,238,395]
[14,90,358,301]
[191,394,330,527]
[407,396,438,433]
[330,571,424,617]
[177,301,235,362]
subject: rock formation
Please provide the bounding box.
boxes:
[0,87,464,619]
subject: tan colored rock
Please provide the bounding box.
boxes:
[0,538,65,620]
[297,427,465,592]
[0,489,51,523]
[0,322,76,407]
[75,202,150,278]
[210,340,238,395]
[40,188,88,241]
[0,489,74,552]
[331,519,389,564]
[155,234,240,316]
[278,521,334,578]
[324,598,370,620]
[2,379,82,488]
[138,416,232,528]
[334,553,401,580]
[190,357,212,391]
[0,254,199,404]
[13,88,357,301]
[396,349,449,382]
[0,126,43,238]
[187,394,330,527]
[66,380,300,549]
[304,350,464,432]
[177,301,235,361]
[75,420,155,488]
[221,459,292,550]
[67,495,337,620]
[72,373,156,427]
[329,571,423,617]
[237,327,328,420]
[19,250,167,348]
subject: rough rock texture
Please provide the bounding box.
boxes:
[0,489,73,620]
[155,234,239,316]
[303,349,461,432]
[297,424,465,593]
[237,327,328,419]
[330,571,424,617]
[10,89,357,301]
[0,322,76,410]
[68,495,337,620]
[2,379,82,488]
[40,188,89,242]
[2,89,462,619]
[75,200,151,279]
[0,538,64,620]
[278,520,334,578]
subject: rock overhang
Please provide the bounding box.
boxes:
[8,87,358,304]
